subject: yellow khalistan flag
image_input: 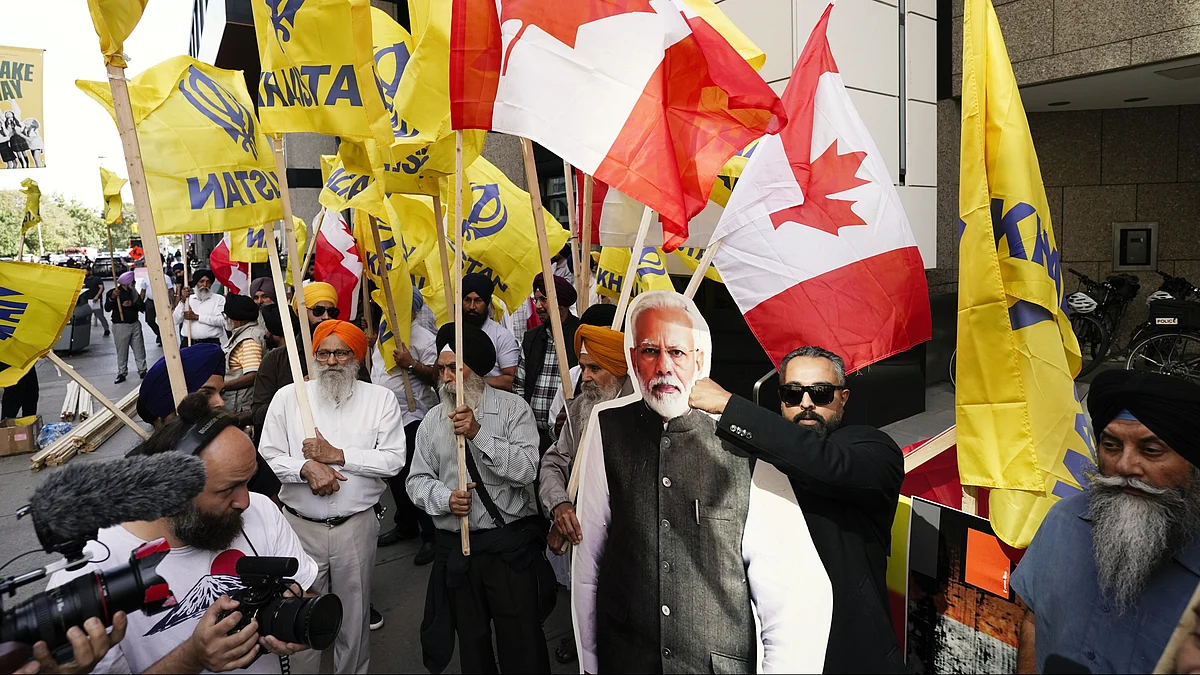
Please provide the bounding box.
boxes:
[0,262,86,387]
[251,0,392,148]
[440,156,570,317]
[319,141,388,222]
[86,0,148,67]
[19,179,40,235]
[956,0,1093,548]
[100,168,127,225]
[594,246,676,302]
[373,2,484,194]
[230,217,307,267]
[77,56,284,235]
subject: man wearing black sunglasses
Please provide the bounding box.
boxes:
[689,345,906,674]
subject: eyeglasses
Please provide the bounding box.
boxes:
[315,349,355,361]
[778,383,845,407]
[311,306,340,319]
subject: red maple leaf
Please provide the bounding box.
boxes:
[500,0,656,74]
[769,142,870,236]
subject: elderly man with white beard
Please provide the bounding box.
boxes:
[406,322,551,674]
[173,268,227,345]
[259,320,407,675]
[573,291,821,674]
[1011,369,1200,674]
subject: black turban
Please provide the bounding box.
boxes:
[1087,369,1200,467]
[580,303,617,328]
[192,268,215,285]
[223,294,259,322]
[137,343,226,424]
[461,273,494,304]
[533,272,577,307]
[436,322,497,377]
[262,303,301,339]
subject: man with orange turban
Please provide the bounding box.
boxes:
[259,319,407,674]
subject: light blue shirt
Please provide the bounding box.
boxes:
[1011,492,1200,673]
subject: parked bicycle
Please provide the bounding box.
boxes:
[1065,269,1141,378]
[1125,270,1200,384]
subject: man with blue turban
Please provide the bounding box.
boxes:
[137,343,226,428]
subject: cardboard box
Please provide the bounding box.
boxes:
[0,415,43,457]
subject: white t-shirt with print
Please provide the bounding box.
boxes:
[47,493,318,674]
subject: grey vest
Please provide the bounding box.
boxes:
[595,402,756,674]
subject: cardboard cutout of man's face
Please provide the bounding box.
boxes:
[624,291,711,421]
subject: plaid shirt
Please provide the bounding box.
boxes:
[516,337,561,430]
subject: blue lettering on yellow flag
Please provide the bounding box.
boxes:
[0,287,30,340]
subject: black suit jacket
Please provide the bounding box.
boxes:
[716,395,906,674]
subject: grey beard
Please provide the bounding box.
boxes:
[315,362,357,404]
[568,377,624,440]
[171,502,243,551]
[194,288,212,302]
[439,373,486,412]
[1088,470,1200,613]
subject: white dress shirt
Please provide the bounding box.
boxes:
[571,395,833,673]
[370,322,438,427]
[259,379,408,519]
[172,291,227,342]
[480,317,520,378]
[136,274,173,301]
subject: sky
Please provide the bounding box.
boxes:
[0,0,193,210]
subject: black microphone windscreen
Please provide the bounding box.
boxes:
[29,453,207,550]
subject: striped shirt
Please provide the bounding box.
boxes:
[230,339,263,373]
[406,385,541,532]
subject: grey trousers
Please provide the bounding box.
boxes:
[111,322,146,376]
[284,508,379,675]
[89,304,109,333]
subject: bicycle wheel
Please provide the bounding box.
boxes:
[1126,332,1200,385]
[1070,314,1109,379]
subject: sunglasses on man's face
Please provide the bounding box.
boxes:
[778,383,845,407]
[311,305,340,319]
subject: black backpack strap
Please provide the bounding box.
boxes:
[463,441,506,528]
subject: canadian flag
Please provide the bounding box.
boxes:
[210,235,250,295]
[451,0,785,251]
[585,178,725,249]
[313,209,363,320]
[711,5,931,372]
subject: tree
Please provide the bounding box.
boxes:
[0,190,137,257]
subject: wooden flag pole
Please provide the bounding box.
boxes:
[579,175,594,312]
[521,138,575,401]
[455,131,471,556]
[431,195,456,314]
[106,224,124,321]
[361,268,374,372]
[181,238,192,346]
[563,160,581,308]
[46,352,149,440]
[683,241,721,300]
[367,214,417,412]
[105,63,186,405]
[611,205,655,331]
[270,135,318,378]
[263,223,317,438]
[298,209,322,282]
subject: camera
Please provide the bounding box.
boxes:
[1,539,174,655]
[218,557,342,651]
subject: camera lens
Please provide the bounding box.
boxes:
[0,540,171,652]
[257,595,343,650]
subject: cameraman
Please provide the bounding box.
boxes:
[46,394,319,674]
